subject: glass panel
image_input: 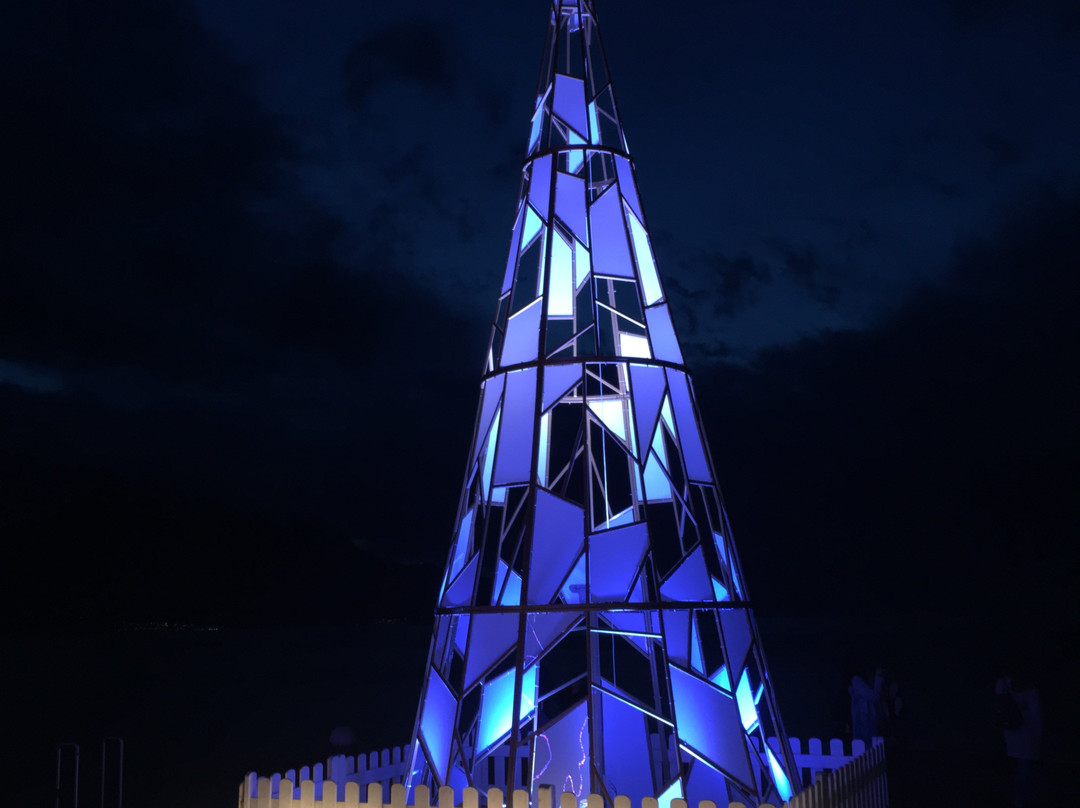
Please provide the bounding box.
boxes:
[534,700,590,798]
[554,73,589,139]
[559,553,587,604]
[667,664,754,788]
[418,668,456,782]
[494,368,537,485]
[524,611,581,664]
[627,207,663,306]
[619,333,651,359]
[736,669,759,732]
[443,554,478,608]
[542,363,582,412]
[711,665,732,692]
[528,489,585,604]
[481,407,501,496]
[548,230,575,316]
[587,398,627,442]
[589,186,634,279]
[537,411,550,487]
[567,130,586,173]
[501,297,542,366]
[615,155,642,222]
[685,755,733,808]
[574,238,591,288]
[644,304,684,363]
[643,450,671,502]
[603,609,652,653]
[660,548,713,602]
[503,206,524,294]
[447,507,474,583]
[600,691,655,798]
[666,370,710,482]
[477,664,539,753]
[663,610,691,667]
[464,612,520,689]
[658,777,683,808]
[523,205,544,250]
[765,747,794,801]
[588,99,601,145]
[719,609,752,674]
[556,172,588,245]
[628,364,665,459]
[454,615,471,655]
[529,154,553,221]
[711,578,730,602]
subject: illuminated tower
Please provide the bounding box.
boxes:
[406,2,799,805]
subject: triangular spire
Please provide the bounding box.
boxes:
[406,3,800,805]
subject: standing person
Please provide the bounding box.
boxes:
[995,669,1043,807]
[849,667,884,746]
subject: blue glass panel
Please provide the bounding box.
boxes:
[418,668,456,783]
[501,568,522,606]
[736,669,759,732]
[711,665,732,692]
[534,700,589,797]
[664,610,691,667]
[454,615,470,655]
[464,612,520,689]
[478,665,539,753]
[603,609,652,652]
[537,412,550,486]
[494,368,537,485]
[501,297,542,366]
[719,609,752,674]
[711,578,730,602]
[528,98,545,154]
[503,208,524,293]
[529,154,553,221]
[553,73,588,138]
[447,508,475,582]
[548,231,574,316]
[567,130,586,173]
[574,239,591,286]
[657,778,683,808]
[473,376,503,466]
[481,407,501,496]
[668,665,754,789]
[628,364,665,460]
[615,156,642,222]
[685,755,732,808]
[644,304,683,363]
[588,100,600,145]
[542,363,582,412]
[555,172,587,244]
[589,186,634,279]
[525,611,581,663]
[589,521,649,602]
[627,208,663,306]
[691,618,705,674]
[712,530,728,563]
[443,553,478,608]
[643,450,671,502]
[559,553,587,604]
[528,489,585,604]
[523,205,544,250]
[660,549,713,602]
[667,370,711,482]
[600,691,654,798]
[765,747,794,801]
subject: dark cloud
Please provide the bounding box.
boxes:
[982,132,1027,168]
[693,184,1079,629]
[342,19,454,111]
[698,250,773,317]
[777,244,843,306]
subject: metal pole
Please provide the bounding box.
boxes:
[101,737,124,808]
[56,742,79,808]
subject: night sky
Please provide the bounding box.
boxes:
[2,1,1078,806]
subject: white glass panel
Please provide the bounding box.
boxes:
[619,333,651,359]
[589,186,634,279]
[529,153,553,221]
[587,398,627,442]
[548,231,574,316]
[501,297,542,366]
[645,304,684,363]
[555,172,587,244]
[553,73,589,138]
[588,100,601,145]
[537,411,550,486]
[493,368,537,485]
[627,207,663,305]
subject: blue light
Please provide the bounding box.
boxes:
[736,669,759,732]
[766,747,794,801]
[478,665,538,753]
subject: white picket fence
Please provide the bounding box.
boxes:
[239,737,886,808]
